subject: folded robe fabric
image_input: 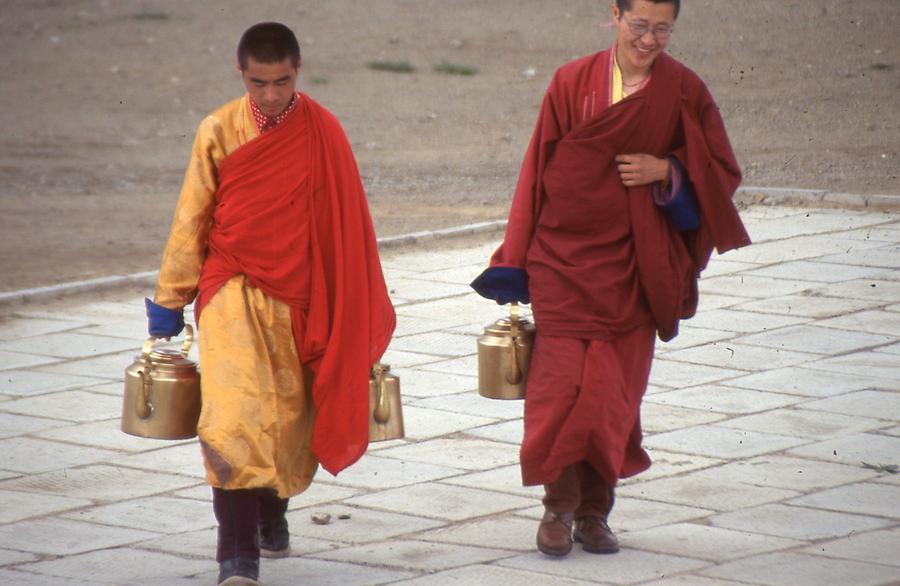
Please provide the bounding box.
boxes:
[194,95,395,475]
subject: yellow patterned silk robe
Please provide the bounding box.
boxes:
[154,95,318,498]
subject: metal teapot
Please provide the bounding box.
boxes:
[369,363,404,442]
[477,303,535,400]
[122,325,201,440]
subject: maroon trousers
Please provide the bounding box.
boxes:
[521,325,656,492]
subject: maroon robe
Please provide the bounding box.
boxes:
[491,49,750,487]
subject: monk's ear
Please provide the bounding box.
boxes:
[611,3,620,22]
[295,55,302,74]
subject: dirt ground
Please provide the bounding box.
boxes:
[1,0,898,292]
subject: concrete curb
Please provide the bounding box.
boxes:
[0,220,509,308]
[2,189,897,308]
[736,186,900,211]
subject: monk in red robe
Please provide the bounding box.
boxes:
[146,23,395,585]
[472,0,750,557]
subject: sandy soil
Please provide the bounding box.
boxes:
[1,0,898,291]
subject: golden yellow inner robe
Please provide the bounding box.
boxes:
[155,96,318,498]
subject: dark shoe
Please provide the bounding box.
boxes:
[536,510,574,556]
[574,516,619,554]
[218,557,260,585]
[259,516,291,558]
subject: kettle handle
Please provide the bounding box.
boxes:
[372,363,391,424]
[505,302,523,385]
[141,323,194,357]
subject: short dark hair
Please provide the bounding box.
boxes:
[237,22,301,69]
[616,0,680,19]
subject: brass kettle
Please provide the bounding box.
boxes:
[122,325,201,440]
[477,303,535,400]
[369,363,404,442]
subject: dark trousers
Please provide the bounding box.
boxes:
[212,487,289,562]
[542,461,614,519]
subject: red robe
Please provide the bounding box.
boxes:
[195,95,395,476]
[493,50,750,487]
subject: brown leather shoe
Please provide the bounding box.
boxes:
[536,510,574,556]
[574,516,619,554]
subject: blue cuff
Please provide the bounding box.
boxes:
[661,158,700,231]
[470,267,529,305]
[145,298,185,337]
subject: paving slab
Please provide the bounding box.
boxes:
[788,482,900,520]
[717,408,888,440]
[0,463,200,502]
[0,436,117,474]
[287,504,446,544]
[617,474,800,512]
[399,405,499,440]
[33,418,189,452]
[317,453,465,490]
[440,464,542,499]
[392,368,477,398]
[609,498,715,533]
[625,449,723,482]
[0,412,68,438]
[0,332,139,359]
[63,495,215,533]
[643,425,808,460]
[646,385,804,415]
[344,483,534,521]
[787,432,900,466]
[711,503,894,541]
[817,310,900,339]
[636,402,727,433]
[261,556,416,586]
[799,527,900,567]
[620,522,803,562]
[496,547,710,585]
[738,323,895,354]
[311,539,515,572]
[374,437,519,471]
[648,359,745,389]
[0,317,94,342]
[0,517,159,556]
[733,293,883,319]
[722,366,894,397]
[0,350,60,371]
[0,389,123,423]
[464,419,524,444]
[414,514,538,551]
[662,342,819,372]
[0,370,109,397]
[412,391,524,420]
[389,564,600,585]
[17,548,211,584]
[0,489,91,524]
[699,551,899,586]
[798,390,900,421]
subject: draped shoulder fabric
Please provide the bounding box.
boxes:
[195,95,395,476]
[491,49,750,341]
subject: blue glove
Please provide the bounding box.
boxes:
[470,267,530,305]
[145,298,185,338]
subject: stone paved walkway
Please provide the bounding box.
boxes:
[0,204,898,585]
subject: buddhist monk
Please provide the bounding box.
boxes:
[472,0,750,557]
[145,22,395,585]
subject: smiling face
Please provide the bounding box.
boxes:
[240,56,299,117]
[612,0,676,76]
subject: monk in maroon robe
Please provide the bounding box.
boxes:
[472,0,750,557]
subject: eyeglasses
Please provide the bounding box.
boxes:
[622,15,673,40]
